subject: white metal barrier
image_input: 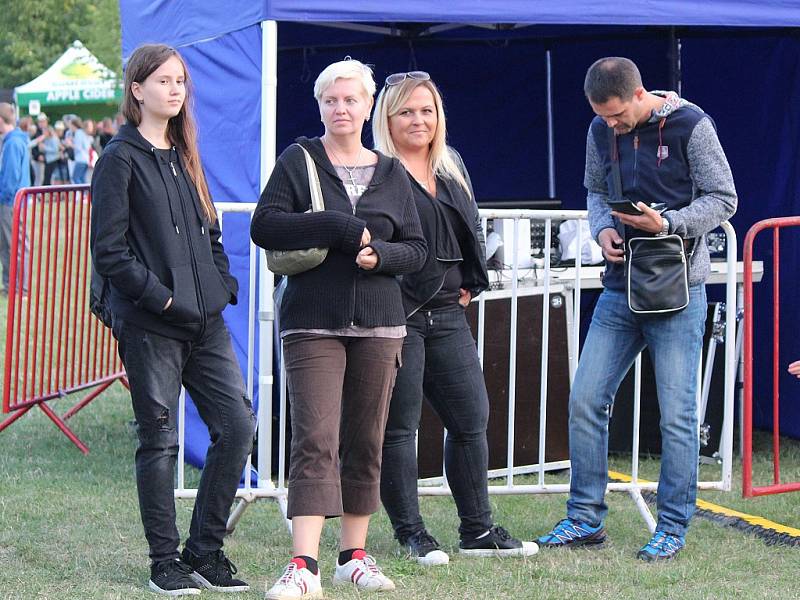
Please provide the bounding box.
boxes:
[173,205,739,534]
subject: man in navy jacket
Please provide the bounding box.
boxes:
[538,57,737,561]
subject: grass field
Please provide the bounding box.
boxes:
[2,294,799,600]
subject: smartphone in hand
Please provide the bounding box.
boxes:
[608,200,667,215]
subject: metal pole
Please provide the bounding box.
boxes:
[257,20,278,488]
[546,50,556,199]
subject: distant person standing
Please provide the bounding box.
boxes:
[67,117,91,183]
[39,124,66,185]
[98,117,115,149]
[0,103,31,295]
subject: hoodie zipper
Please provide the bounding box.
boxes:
[169,151,207,332]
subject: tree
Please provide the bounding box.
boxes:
[0,0,121,89]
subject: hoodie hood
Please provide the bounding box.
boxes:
[649,91,702,123]
[111,122,161,154]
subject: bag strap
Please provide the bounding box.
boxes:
[294,143,325,212]
[607,126,624,204]
[606,127,627,244]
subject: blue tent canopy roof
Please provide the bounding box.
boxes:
[121,0,800,56]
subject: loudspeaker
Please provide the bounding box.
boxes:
[608,303,727,457]
[417,292,571,478]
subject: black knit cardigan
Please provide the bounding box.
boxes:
[250,137,427,331]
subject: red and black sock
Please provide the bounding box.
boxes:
[338,548,366,566]
[291,555,318,575]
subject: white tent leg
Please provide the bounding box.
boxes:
[629,489,657,533]
[226,498,252,535]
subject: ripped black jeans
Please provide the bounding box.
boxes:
[114,314,255,563]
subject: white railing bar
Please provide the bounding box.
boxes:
[243,213,256,490]
[631,355,642,482]
[175,477,730,501]
[278,345,288,491]
[418,459,571,486]
[721,221,737,490]
[571,217,584,383]
[477,216,489,369]
[172,206,737,534]
[505,218,521,486]
[177,387,186,491]
[537,218,553,485]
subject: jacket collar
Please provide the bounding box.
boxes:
[294,136,398,186]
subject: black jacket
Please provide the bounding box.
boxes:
[90,124,238,340]
[250,137,426,331]
[401,149,489,317]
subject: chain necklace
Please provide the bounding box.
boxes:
[323,137,364,188]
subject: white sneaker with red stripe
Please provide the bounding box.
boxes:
[332,550,395,592]
[265,558,322,600]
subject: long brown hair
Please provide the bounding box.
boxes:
[122,44,215,223]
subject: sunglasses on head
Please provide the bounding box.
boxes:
[384,71,431,87]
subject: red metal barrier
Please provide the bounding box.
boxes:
[742,216,800,497]
[1,185,127,453]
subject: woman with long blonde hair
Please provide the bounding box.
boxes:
[373,72,538,565]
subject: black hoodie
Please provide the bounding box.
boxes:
[90,124,238,340]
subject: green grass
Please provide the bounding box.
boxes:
[2,293,799,599]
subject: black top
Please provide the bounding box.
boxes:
[90,124,238,341]
[400,148,489,318]
[250,137,427,332]
[417,180,470,309]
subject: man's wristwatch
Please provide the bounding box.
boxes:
[658,215,670,237]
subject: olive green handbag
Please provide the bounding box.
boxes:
[265,144,328,275]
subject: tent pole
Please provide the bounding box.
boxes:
[668,27,682,96]
[257,20,278,489]
[546,50,556,199]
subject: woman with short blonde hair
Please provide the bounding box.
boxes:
[252,58,426,599]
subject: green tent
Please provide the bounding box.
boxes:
[14,40,122,120]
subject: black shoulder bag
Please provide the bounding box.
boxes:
[607,127,690,314]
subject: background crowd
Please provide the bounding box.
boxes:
[12,111,123,186]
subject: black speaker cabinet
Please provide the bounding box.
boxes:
[417,292,571,478]
[608,303,727,458]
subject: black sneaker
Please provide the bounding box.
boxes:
[403,529,450,566]
[149,559,201,596]
[180,548,249,593]
[458,525,539,558]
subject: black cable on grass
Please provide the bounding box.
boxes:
[606,469,800,548]
[637,490,800,548]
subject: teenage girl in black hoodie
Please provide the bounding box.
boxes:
[90,44,254,597]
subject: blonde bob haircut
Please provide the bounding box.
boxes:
[313,57,376,101]
[372,77,471,198]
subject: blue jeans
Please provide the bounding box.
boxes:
[72,161,88,184]
[567,286,707,537]
[114,314,256,563]
[381,304,492,542]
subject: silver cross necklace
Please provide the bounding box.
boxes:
[323,138,364,188]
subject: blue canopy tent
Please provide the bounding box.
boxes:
[120,2,800,475]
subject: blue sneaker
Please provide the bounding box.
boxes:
[637,531,685,562]
[537,518,606,548]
